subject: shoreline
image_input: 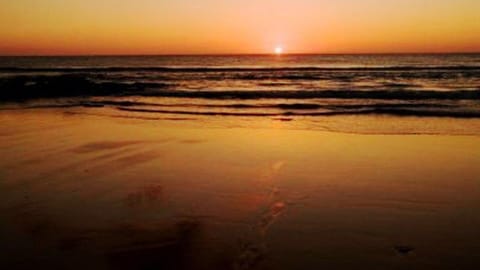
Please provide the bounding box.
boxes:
[2,107,480,136]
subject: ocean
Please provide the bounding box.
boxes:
[1,54,479,118]
[2,54,480,269]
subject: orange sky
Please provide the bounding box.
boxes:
[1,0,479,55]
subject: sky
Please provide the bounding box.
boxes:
[1,0,479,55]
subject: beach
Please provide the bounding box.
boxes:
[2,0,480,267]
[1,107,480,269]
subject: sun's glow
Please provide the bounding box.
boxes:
[0,1,479,55]
[274,46,283,55]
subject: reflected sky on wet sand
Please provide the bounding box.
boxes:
[1,110,480,269]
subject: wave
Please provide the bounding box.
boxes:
[141,89,480,100]
[0,73,479,101]
[4,101,452,110]
[116,107,480,118]
[0,74,168,101]
[2,99,477,119]
[1,65,480,73]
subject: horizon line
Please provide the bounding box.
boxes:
[1,51,480,57]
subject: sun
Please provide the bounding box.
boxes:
[274,46,283,55]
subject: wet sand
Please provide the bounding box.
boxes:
[1,108,480,269]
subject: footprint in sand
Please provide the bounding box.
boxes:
[233,201,287,270]
[258,201,287,234]
[233,241,266,270]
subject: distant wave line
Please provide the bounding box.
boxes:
[0,101,454,111]
[1,65,480,73]
[138,89,480,100]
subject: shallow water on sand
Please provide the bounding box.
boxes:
[1,109,480,269]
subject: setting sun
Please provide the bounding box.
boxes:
[275,46,284,55]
